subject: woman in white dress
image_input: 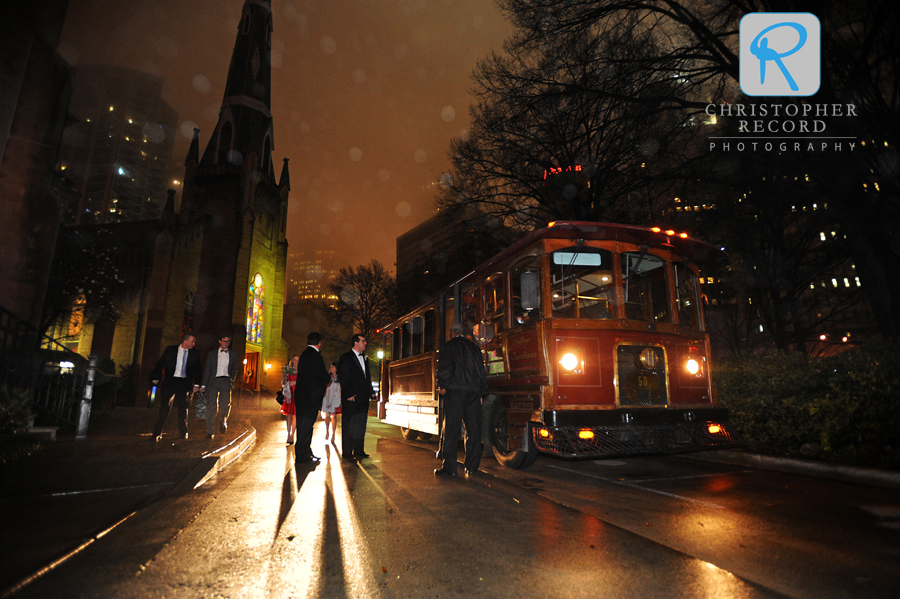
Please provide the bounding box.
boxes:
[322,362,341,443]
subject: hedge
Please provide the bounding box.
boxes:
[715,343,900,470]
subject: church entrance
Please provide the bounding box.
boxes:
[243,351,259,390]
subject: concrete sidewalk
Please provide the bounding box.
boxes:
[0,407,256,596]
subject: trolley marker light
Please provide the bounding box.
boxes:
[578,430,595,440]
[707,424,722,434]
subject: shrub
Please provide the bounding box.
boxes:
[715,343,900,470]
[0,385,39,463]
[0,385,34,436]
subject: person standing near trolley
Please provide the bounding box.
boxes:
[338,334,375,461]
[434,323,487,477]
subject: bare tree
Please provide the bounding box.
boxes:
[439,13,698,231]
[498,0,900,340]
[328,260,397,344]
[41,227,123,339]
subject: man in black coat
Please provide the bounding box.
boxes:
[337,334,375,461]
[294,332,330,464]
[434,323,488,476]
[199,333,240,439]
[150,333,202,441]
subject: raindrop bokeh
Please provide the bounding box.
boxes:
[352,68,366,84]
[192,74,211,94]
[441,106,456,122]
[396,201,411,217]
[320,35,337,55]
[180,120,199,139]
[349,147,363,161]
[414,149,427,163]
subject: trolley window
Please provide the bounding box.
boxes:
[459,285,480,336]
[622,251,669,323]
[550,247,616,319]
[408,316,423,356]
[674,263,701,329]
[484,273,506,333]
[423,309,436,353]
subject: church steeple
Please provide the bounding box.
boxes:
[200,0,274,173]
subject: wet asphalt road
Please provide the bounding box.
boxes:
[12,409,900,599]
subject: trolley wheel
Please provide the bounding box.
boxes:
[488,401,537,469]
[400,426,419,441]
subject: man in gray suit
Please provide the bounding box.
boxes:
[200,333,240,439]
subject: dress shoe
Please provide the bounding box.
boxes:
[464,468,478,475]
[354,452,370,459]
[434,468,457,477]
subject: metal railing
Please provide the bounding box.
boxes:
[0,305,89,426]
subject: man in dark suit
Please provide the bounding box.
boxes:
[294,332,330,464]
[434,323,487,477]
[150,333,202,441]
[200,333,239,439]
[338,334,375,461]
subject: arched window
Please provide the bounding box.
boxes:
[182,292,195,336]
[246,273,264,344]
[261,136,271,175]
[217,122,233,164]
[242,13,251,34]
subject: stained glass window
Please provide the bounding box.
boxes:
[247,273,264,344]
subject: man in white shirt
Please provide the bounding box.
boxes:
[337,334,375,460]
[200,333,239,439]
[150,333,202,441]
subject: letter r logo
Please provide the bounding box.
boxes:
[740,13,820,96]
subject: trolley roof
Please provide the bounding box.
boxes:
[384,222,724,330]
[481,221,724,271]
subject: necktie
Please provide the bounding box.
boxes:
[180,349,187,377]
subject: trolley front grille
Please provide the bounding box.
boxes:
[617,344,668,406]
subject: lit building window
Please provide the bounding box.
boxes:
[247,273,264,344]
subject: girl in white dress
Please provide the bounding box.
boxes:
[322,362,341,443]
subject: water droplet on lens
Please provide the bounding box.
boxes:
[192,75,211,94]
[321,36,337,55]
[396,201,411,217]
[349,147,363,161]
[441,106,456,122]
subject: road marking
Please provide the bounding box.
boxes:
[45,482,176,497]
[626,471,753,484]
[547,465,726,509]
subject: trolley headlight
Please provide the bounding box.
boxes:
[560,353,579,371]
[578,429,595,440]
[686,358,700,375]
[707,423,722,434]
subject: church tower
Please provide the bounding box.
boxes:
[177,0,289,392]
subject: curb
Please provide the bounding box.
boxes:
[173,425,257,493]
[684,449,900,491]
[0,424,257,598]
